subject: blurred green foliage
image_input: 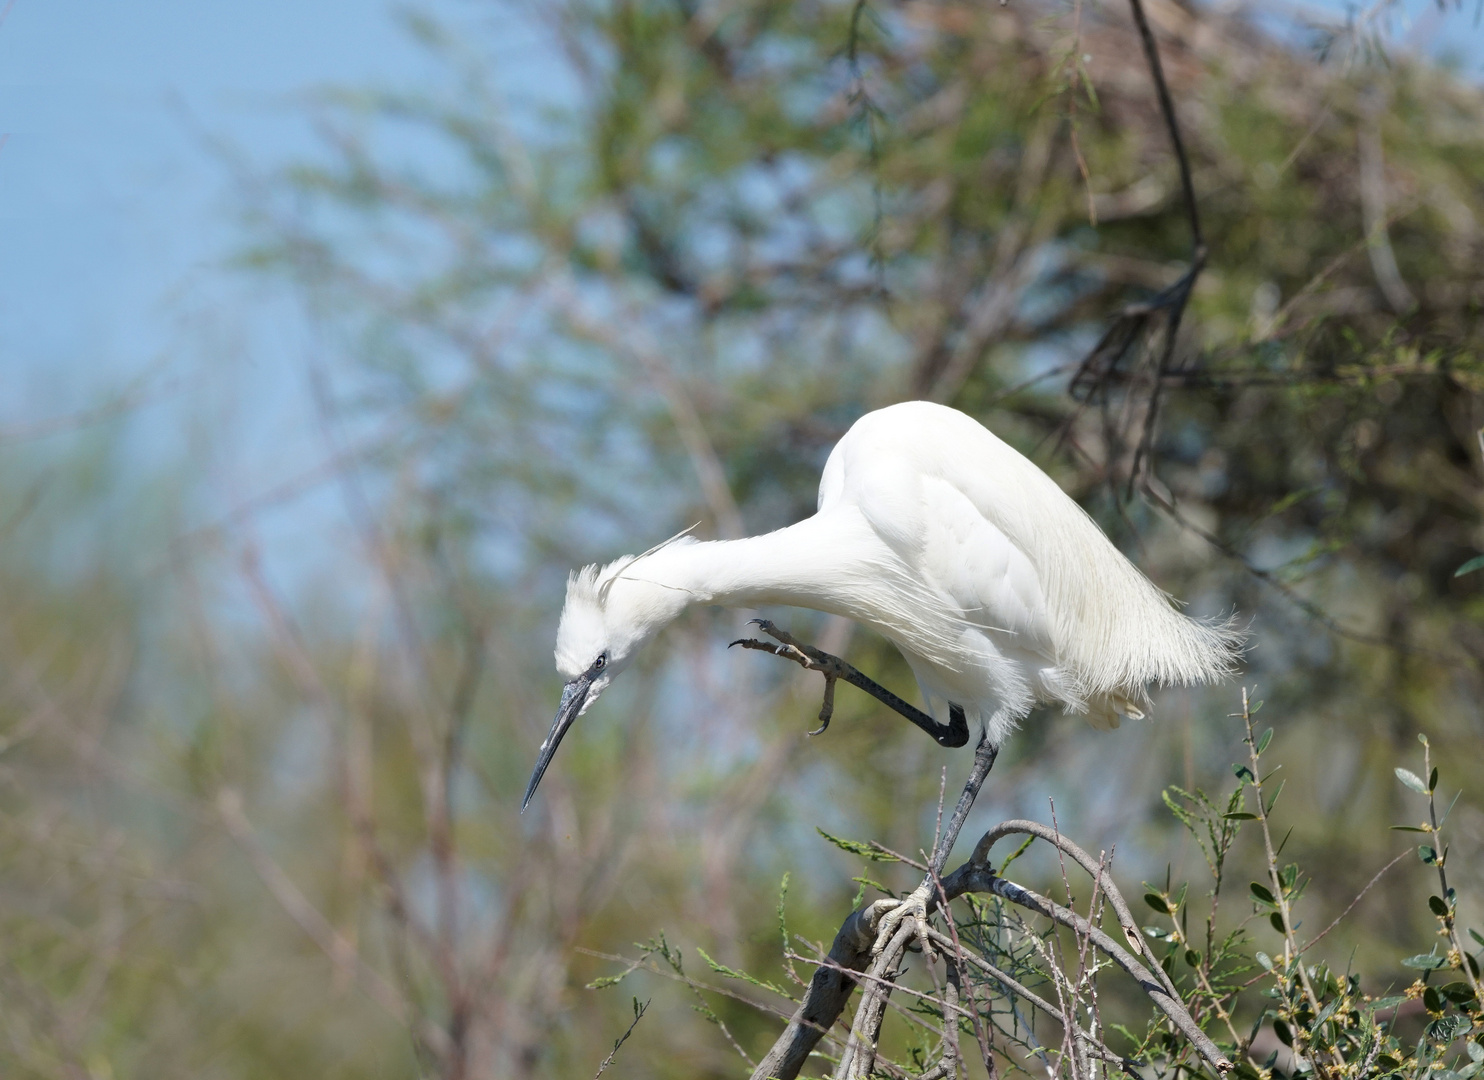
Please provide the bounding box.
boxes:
[2,0,1482,1076]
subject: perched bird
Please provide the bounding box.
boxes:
[523,400,1239,810]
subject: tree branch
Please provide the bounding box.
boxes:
[1069,0,1208,498]
[754,798,1239,1079]
[948,853,1232,1072]
[750,734,999,1080]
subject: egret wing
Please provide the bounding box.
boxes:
[912,475,1058,662]
[828,429,1057,663]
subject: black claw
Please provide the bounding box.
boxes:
[807,719,830,737]
[934,704,971,748]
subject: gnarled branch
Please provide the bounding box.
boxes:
[752,802,1235,1080]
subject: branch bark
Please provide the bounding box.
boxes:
[750,735,999,1080]
[752,800,1236,1079]
[1067,0,1208,498]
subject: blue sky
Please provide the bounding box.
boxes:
[1,1,439,400]
[0,1,477,597]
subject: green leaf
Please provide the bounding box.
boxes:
[1256,951,1274,970]
[1396,768,1429,794]
[1421,845,1439,864]
[815,828,898,862]
[1368,996,1408,1011]
[1233,764,1255,783]
[1256,728,1274,754]
[1274,1018,1294,1046]
[1145,893,1171,913]
[1274,825,1294,858]
[1441,982,1477,1005]
[777,873,790,941]
[1430,895,1450,917]
[1430,766,1439,790]
[1470,928,1484,948]
[1223,812,1257,820]
[1424,985,1444,1013]
[1467,1040,1483,1063]
[1185,948,1201,968]
[996,833,1035,874]
[694,947,789,997]
[1251,882,1277,905]
[1402,953,1448,969]
[1390,825,1428,832]
[1454,555,1484,577]
[1270,912,1287,934]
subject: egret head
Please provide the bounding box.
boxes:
[522,543,697,811]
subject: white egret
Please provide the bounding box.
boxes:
[523,400,1239,811]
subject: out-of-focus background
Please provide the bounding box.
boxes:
[2,0,1483,1075]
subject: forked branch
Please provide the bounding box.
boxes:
[752,807,1234,1080]
[957,829,1232,1074]
[1067,0,1208,497]
[750,732,999,1080]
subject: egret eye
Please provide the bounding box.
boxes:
[592,652,608,672]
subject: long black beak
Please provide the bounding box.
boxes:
[522,674,592,812]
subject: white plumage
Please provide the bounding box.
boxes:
[526,401,1240,808]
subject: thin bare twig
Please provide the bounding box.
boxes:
[592,998,649,1078]
[1066,0,1208,503]
[952,865,1232,1073]
[1121,0,1206,493]
[216,789,450,1055]
[1300,850,1409,955]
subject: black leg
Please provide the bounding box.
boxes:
[931,730,999,875]
[729,619,971,749]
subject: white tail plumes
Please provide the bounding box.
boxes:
[1032,502,1244,706]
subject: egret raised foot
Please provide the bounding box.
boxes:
[728,618,969,746]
